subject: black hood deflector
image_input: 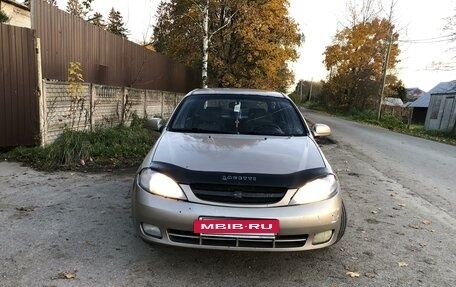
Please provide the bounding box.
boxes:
[144,161,332,189]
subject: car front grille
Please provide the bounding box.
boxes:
[190,183,287,204]
[167,229,308,249]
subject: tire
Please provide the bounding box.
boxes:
[335,200,347,243]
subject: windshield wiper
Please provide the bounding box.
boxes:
[170,128,235,134]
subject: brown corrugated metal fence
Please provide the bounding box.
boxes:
[1,0,201,147]
[0,24,39,146]
[32,0,201,93]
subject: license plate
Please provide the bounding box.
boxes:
[194,218,279,237]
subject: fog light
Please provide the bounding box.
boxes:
[142,223,162,238]
[312,230,333,245]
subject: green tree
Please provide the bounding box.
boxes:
[66,0,83,17]
[288,80,322,105]
[390,80,407,102]
[0,8,9,23]
[153,0,302,91]
[323,18,400,111]
[89,12,105,28]
[107,8,128,38]
[65,0,93,19]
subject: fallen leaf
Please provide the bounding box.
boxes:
[371,210,378,214]
[422,219,431,225]
[64,272,76,279]
[51,272,76,280]
[419,242,427,247]
[346,271,360,278]
[398,262,408,267]
[398,203,406,207]
[351,257,359,260]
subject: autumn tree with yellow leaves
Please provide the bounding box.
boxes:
[152,0,302,92]
[322,18,400,111]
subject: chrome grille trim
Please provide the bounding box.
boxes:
[167,229,308,249]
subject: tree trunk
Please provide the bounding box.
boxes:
[201,0,209,88]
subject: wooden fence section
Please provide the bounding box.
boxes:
[43,81,184,144]
[0,24,39,146]
[32,0,201,93]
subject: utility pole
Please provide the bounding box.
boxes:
[300,81,303,102]
[308,78,313,103]
[377,1,395,121]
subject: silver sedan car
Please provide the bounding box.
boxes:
[131,88,346,251]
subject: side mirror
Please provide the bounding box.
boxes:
[312,123,331,137]
[146,118,165,132]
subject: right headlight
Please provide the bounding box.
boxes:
[138,168,187,200]
[289,174,338,205]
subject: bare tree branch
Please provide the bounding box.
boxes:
[184,13,204,31]
[190,0,205,13]
[209,10,238,41]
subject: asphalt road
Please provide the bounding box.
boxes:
[304,109,456,220]
[1,112,455,286]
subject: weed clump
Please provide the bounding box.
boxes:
[6,120,159,170]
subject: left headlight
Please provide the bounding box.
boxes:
[138,168,187,200]
[289,174,338,205]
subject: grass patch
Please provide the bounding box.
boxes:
[402,125,456,145]
[348,111,456,145]
[5,117,160,171]
[306,105,456,145]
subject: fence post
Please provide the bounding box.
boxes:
[90,84,96,131]
[122,87,127,123]
[144,90,147,118]
[161,91,164,118]
[40,80,47,146]
[407,108,413,129]
[35,37,46,146]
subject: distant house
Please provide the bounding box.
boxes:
[425,92,456,132]
[406,88,425,102]
[383,97,404,107]
[409,81,456,124]
[0,0,30,28]
[382,97,406,118]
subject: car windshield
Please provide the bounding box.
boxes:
[169,94,307,136]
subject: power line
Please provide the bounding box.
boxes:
[399,34,455,44]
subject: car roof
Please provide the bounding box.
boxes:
[188,88,286,98]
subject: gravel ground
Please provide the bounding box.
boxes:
[1,138,455,287]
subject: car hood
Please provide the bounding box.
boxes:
[151,132,326,174]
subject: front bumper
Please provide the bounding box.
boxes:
[131,182,344,251]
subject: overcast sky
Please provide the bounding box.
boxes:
[55,0,456,92]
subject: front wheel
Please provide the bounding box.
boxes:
[335,200,347,243]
